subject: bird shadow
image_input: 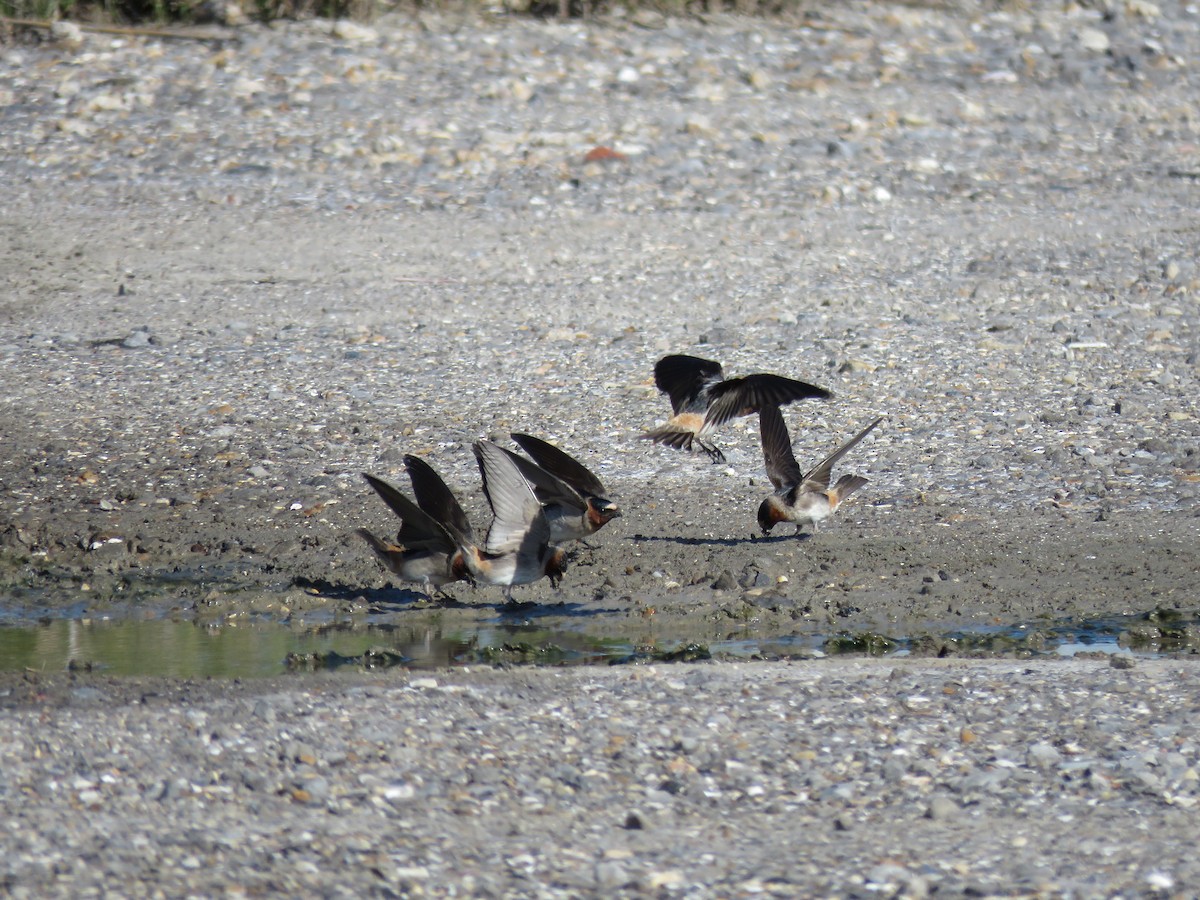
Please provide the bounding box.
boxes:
[292,577,623,618]
[293,577,462,609]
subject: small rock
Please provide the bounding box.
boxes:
[332,19,378,42]
[629,7,663,27]
[382,782,416,803]
[711,570,737,592]
[241,770,269,792]
[122,330,151,349]
[745,70,770,90]
[1126,0,1160,19]
[49,21,84,49]
[284,741,318,765]
[594,860,631,890]
[645,870,684,889]
[1079,28,1111,53]
[926,796,959,820]
[867,863,912,888]
[1027,741,1062,768]
[299,775,330,801]
[826,140,857,159]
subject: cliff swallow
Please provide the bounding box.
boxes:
[358,472,470,594]
[643,354,833,463]
[441,440,566,602]
[508,432,621,543]
[757,406,883,536]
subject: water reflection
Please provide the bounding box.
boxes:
[0,607,1195,677]
[0,618,635,678]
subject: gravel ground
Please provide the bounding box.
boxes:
[4,659,1200,897]
[2,0,1200,891]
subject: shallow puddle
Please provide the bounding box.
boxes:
[0,607,1196,677]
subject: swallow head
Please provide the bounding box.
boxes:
[586,496,622,528]
[757,498,781,535]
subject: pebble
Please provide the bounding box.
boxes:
[1027,741,1063,768]
[926,796,960,821]
[1078,27,1111,53]
[121,330,151,349]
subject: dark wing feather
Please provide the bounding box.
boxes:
[653,354,725,415]
[704,373,832,430]
[799,416,884,493]
[759,405,803,492]
[499,443,585,514]
[403,455,475,544]
[361,473,458,553]
[640,425,696,450]
[511,433,608,498]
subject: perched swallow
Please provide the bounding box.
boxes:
[643,354,833,463]
[757,406,883,536]
[508,433,621,543]
[442,440,566,602]
[358,472,470,594]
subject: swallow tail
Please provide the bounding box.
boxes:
[641,425,696,451]
[355,528,388,556]
[356,528,399,560]
[829,474,869,507]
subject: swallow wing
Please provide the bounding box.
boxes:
[759,405,803,492]
[474,441,552,556]
[799,416,884,493]
[500,443,586,515]
[404,454,475,545]
[705,373,833,431]
[653,354,725,415]
[361,473,458,552]
[511,432,608,498]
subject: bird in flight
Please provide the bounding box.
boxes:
[644,354,832,463]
